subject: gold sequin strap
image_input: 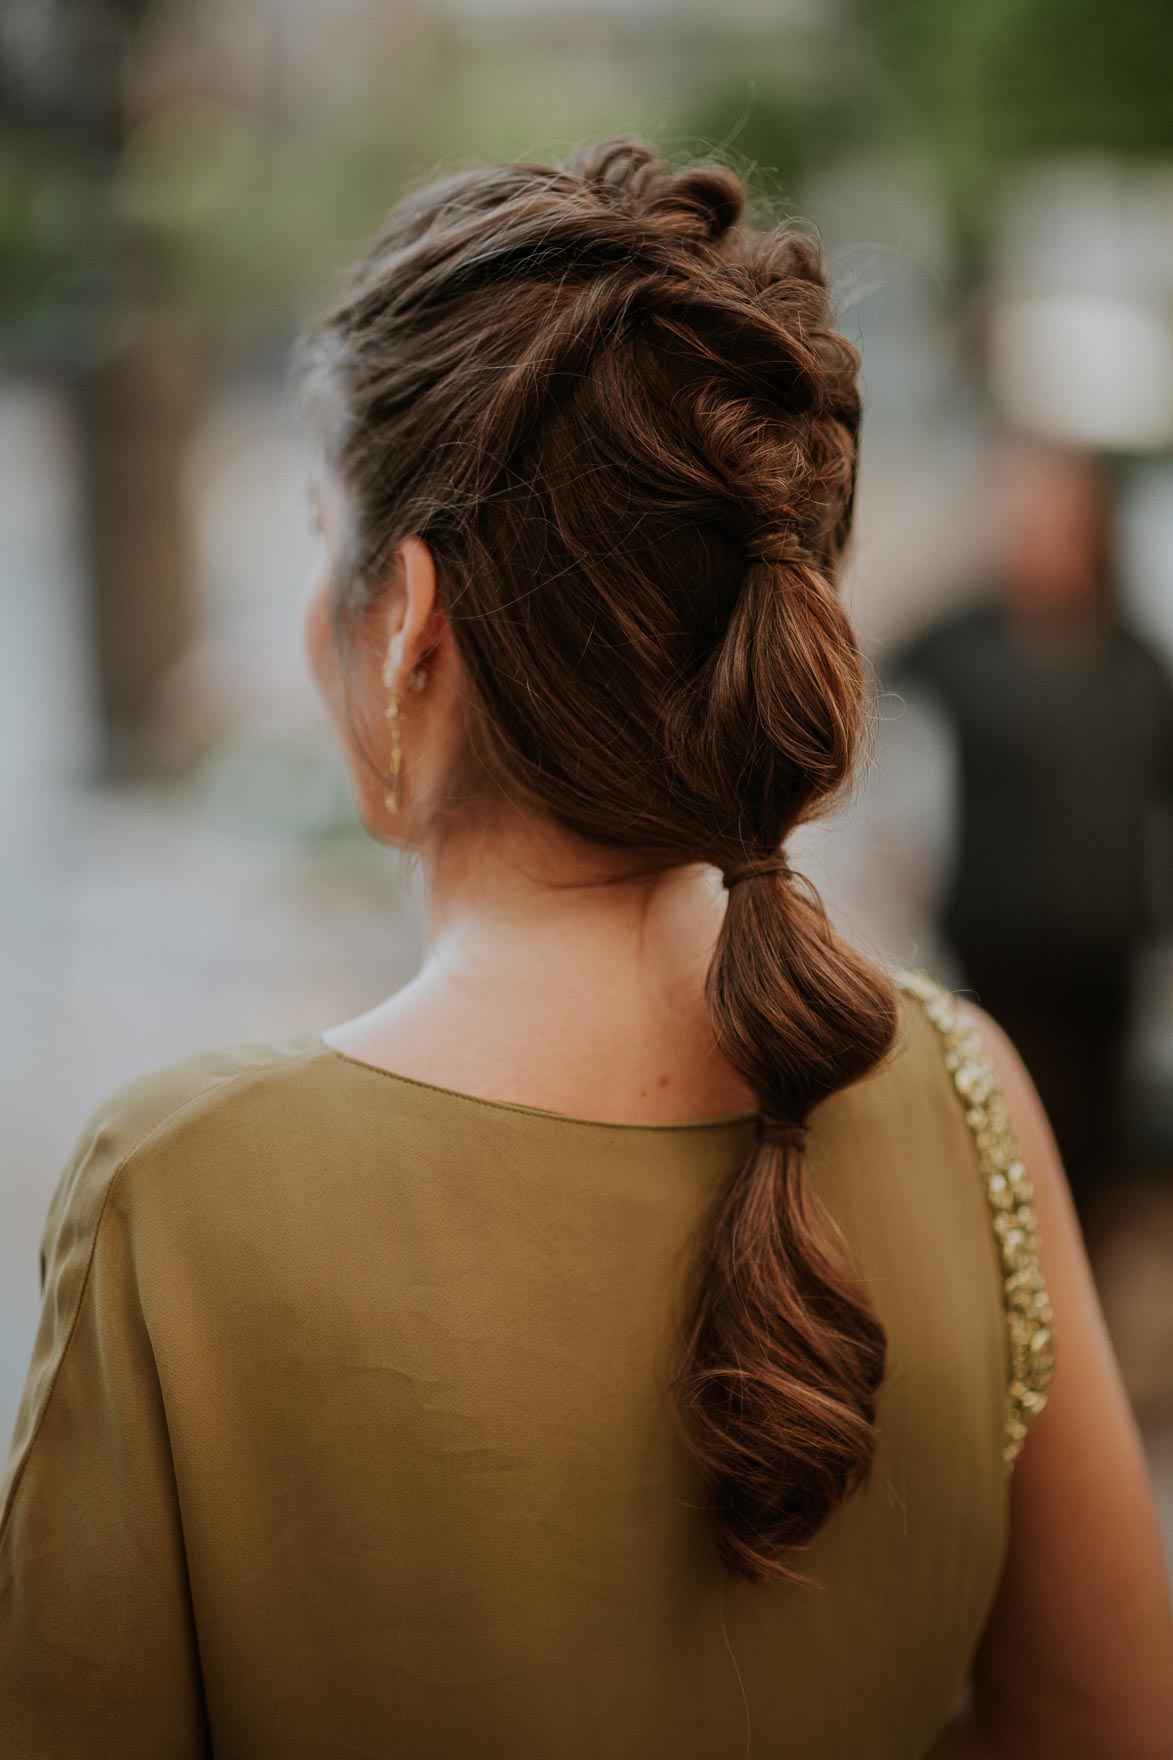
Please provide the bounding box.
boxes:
[892,965,1056,1466]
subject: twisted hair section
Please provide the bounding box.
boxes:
[295,137,900,1585]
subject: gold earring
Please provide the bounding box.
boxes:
[384,692,404,814]
[383,660,427,813]
[382,655,404,814]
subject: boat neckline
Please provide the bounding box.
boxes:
[311,1032,761,1135]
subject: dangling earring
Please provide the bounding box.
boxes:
[382,659,428,814]
[382,654,404,814]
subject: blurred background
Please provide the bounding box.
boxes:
[3,0,1173,1554]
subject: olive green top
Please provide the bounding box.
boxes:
[0,967,1053,1759]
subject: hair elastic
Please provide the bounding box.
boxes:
[744,531,806,568]
[722,856,794,890]
[756,1111,807,1150]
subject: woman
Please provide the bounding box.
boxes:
[1,139,1170,1759]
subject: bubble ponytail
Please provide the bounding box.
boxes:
[296,134,901,1585]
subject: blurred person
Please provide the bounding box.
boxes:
[889,440,1173,1228]
[2,144,1170,1759]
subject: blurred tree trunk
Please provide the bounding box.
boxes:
[72,312,204,778]
[4,0,205,779]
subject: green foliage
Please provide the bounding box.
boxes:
[2,0,1171,348]
[0,131,117,361]
[855,0,1173,224]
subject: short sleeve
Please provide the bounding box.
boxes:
[0,1105,210,1758]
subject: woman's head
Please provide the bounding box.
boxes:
[299,137,864,867]
[296,137,899,1585]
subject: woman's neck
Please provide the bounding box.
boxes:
[424,828,718,979]
[323,826,758,1124]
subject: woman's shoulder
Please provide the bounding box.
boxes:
[817,961,979,1127]
[882,962,1005,1115]
[109,1024,328,1127]
[39,1030,332,1275]
[76,1027,329,1173]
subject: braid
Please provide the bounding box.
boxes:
[297,134,901,1586]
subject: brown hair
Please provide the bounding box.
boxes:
[294,138,900,1587]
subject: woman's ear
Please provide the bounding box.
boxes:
[382,536,444,686]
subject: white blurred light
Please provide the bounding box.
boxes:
[990,294,1173,451]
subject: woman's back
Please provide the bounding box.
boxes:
[5,134,1169,1758]
[1,967,1038,1758]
